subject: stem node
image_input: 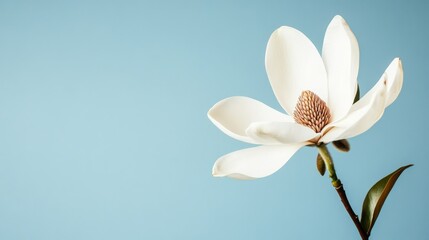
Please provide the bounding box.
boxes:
[317,144,368,240]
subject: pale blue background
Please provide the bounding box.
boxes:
[0,0,427,239]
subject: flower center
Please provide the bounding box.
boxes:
[293,90,331,133]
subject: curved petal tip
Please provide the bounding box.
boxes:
[211,145,305,180]
[212,165,255,180]
[384,57,403,107]
[332,15,346,23]
[207,96,294,144]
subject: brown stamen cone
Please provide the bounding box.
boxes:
[293,90,331,133]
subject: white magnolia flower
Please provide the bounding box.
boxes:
[208,15,403,180]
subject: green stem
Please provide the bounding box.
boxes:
[317,144,369,240]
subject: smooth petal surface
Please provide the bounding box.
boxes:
[265,26,328,115]
[208,96,293,144]
[320,58,402,142]
[362,58,403,108]
[322,15,359,121]
[352,58,403,109]
[246,121,318,144]
[212,144,306,179]
[384,58,403,107]
[320,76,388,142]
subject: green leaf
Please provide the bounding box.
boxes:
[360,164,413,235]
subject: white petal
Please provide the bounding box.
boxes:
[320,76,388,143]
[208,96,293,144]
[320,58,403,142]
[382,58,403,107]
[246,121,318,144]
[212,144,306,180]
[364,58,404,107]
[355,58,403,109]
[322,15,359,121]
[265,26,328,116]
